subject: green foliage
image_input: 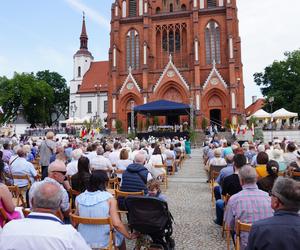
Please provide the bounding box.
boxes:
[254,50,300,117]
[83,118,92,133]
[153,116,159,125]
[254,128,264,142]
[188,129,197,144]
[248,116,258,127]
[145,116,150,129]
[36,70,70,124]
[0,73,54,125]
[224,118,231,129]
[115,119,124,134]
[0,70,69,126]
[201,117,208,130]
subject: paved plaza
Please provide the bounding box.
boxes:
[165,148,226,249]
[126,148,227,249]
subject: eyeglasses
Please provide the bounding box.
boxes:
[53,171,67,175]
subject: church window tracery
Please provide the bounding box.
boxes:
[129,0,137,17]
[205,21,221,64]
[207,0,217,8]
[126,30,140,70]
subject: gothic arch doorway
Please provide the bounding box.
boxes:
[125,99,137,130]
[210,109,221,126]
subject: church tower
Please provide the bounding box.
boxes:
[69,13,94,117]
[107,0,244,130]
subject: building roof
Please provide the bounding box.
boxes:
[77,61,109,93]
[245,98,265,116]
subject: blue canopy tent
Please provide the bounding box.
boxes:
[134,100,191,116]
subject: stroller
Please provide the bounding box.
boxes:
[125,196,175,250]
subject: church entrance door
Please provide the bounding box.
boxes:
[210,109,221,127]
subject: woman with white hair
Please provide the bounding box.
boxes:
[66,148,83,176]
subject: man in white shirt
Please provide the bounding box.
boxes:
[90,146,114,171]
[108,142,121,165]
[66,148,83,176]
[0,182,90,250]
[10,148,38,187]
[29,160,70,219]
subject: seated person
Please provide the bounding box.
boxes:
[0,162,21,227]
[147,179,167,202]
[255,151,269,179]
[257,160,279,194]
[247,177,300,250]
[75,171,134,249]
[71,156,91,193]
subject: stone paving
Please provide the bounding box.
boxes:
[165,148,226,250]
[126,148,226,249]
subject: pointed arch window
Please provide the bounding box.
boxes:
[207,0,217,8]
[126,30,140,70]
[129,0,137,17]
[205,21,221,64]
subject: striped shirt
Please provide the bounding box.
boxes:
[224,183,273,250]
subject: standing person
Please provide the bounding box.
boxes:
[0,182,90,250]
[185,138,191,158]
[246,177,300,250]
[39,131,56,179]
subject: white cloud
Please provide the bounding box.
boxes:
[64,0,110,29]
[238,0,300,106]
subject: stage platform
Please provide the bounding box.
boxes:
[136,131,189,140]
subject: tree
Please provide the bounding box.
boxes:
[0,73,54,125]
[36,70,69,124]
[254,50,300,116]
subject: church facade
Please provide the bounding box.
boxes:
[70,0,245,130]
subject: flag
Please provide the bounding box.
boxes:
[236,124,240,134]
[91,129,95,138]
[242,126,247,135]
[230,124,234,135]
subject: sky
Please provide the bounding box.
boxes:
[0,0,300,106]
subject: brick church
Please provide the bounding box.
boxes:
[70,0,245,131]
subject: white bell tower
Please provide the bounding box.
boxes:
[69,13,94,117]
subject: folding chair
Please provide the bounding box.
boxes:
[70,213,115,250]
[115,189,144,220]
[12,174,32,207]
[68,188,81,209]
[108,177,119,190]
[7,185,26,207]
[235,220,252,250]
[154,164,168,189]
[210,170,220,206]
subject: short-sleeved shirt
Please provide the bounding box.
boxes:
[0,212,90,250]
[29,178,70,212]
[10,157,37,187]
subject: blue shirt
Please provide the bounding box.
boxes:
[216,163,234,185]
[246,210,300,250]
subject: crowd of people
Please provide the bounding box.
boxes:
[203,135,300,250]
[0,132,190,249]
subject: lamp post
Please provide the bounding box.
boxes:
[94,84,101,121]
[269,96,274,141]
[70,101,78,126]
